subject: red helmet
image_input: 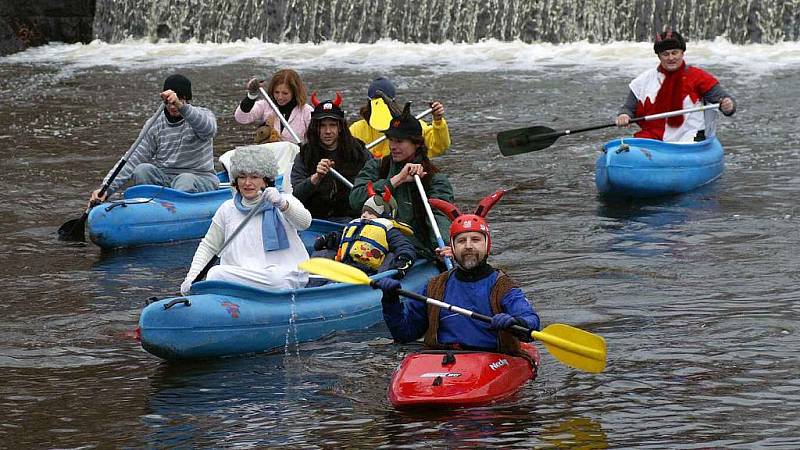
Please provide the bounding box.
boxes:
[429,189,505,254]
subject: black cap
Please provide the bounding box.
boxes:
[384,102,422,140]
[654,30,686,54]
[163,74,192,100]
[310,92,345,121]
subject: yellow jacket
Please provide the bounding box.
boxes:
[349,118,451,159]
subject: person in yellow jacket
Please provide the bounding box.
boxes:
[349,77,451,159]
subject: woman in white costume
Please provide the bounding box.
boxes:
[181,147,312,294]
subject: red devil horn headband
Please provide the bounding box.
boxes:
[429,198,461,221]
[429,188,506,221]
[382,186,392,202]
[473,189,505,218]
[333,92,342,107]
[310,92,320,107]
[366,181,376,197]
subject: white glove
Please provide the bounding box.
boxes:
[264,187,287,210]
[180,279,193,296]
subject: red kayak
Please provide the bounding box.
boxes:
[388,343,540,408]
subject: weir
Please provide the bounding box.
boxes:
[93,0,799,45]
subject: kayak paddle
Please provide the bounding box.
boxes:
[497,103,721,156]
[58,103,165,241]
[298,258,607,373]
[413,174,453,270]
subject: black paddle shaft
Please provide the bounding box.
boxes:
[496,104,719,157]
[388,286,533,338]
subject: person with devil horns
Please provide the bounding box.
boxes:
[311,181,417,282]
[373,189,541,353]
[349,101,455,261]
[349,76,451,159]
[291,92,371,222]
[615,29,736,142]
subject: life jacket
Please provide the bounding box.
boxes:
[423,270,536,366]
[336,218,412,271]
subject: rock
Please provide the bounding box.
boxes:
[0,0,95,56]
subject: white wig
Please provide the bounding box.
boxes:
[228,146,279,182]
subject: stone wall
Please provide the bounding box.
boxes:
[1,0,95,56]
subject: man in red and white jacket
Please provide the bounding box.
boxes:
[616,30,736,142]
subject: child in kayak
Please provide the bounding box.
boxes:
[313,182,416,280]
[373,190,541,359]
[234,68,314,143]
[180,147,312,295]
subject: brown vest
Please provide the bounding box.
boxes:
[422,269,535,365]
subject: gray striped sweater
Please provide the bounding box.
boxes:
[104,103,218,194]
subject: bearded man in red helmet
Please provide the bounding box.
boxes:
[373,190,541,352]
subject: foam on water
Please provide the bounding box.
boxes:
[3,38,800,77]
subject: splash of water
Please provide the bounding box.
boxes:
[94,0,799,45]
[284,291,300,357]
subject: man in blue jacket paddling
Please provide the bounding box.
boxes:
[374,190,540,355]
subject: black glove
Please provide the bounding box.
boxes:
[390,255,413,280]
[490,313,520,331]
[373,277,401,304]
[314,231,341,251]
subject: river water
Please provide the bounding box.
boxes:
[1,40,799,448]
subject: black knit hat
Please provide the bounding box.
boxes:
[384,102,422,140]
[654,29,686,54]
[163,74,192,100]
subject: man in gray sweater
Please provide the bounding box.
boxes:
[89,74,219,204]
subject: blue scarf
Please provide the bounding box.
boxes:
[234,193,289,252]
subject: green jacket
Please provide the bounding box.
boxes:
[350,155,454,260]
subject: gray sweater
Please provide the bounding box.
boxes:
[104,103,218,194]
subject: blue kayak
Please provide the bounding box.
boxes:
[85,173,317,249]
[87,184,231,248]
[595,137,724,198]
[138,261,440,360]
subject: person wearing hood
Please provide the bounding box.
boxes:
[89,74,219,204]
[349,101,454,261]
[349,76,451,159]
[313,181,417,279]
[291,92,371,222]
[615,29,736,142]
[234,69,314,143]
[180,147,312,295]
[373,190,541,355]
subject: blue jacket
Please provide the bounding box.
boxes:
[382,269,540,350]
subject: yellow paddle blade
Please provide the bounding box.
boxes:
[531,323,607,373]
[368,97,393,131]
[298,258,372,286]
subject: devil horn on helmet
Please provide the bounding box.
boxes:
[382,186,392,202]
[366,181,376,198]
[333,92,343,107]
[429,198,461,221]
[310,92,320,107]
[473,189,506,218]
